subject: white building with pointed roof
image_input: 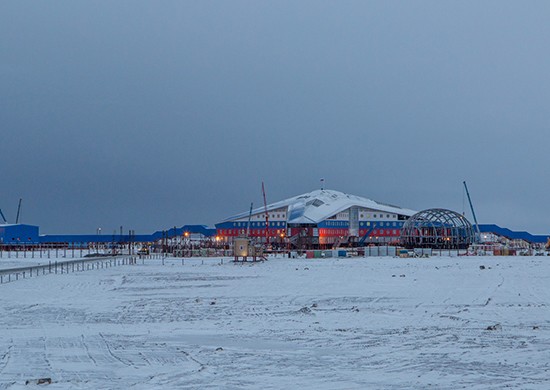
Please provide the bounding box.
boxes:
[216,189,416,247]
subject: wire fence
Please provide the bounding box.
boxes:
[0,255,149,285]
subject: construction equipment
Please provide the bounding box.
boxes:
[15,198,22,224]
[0,209,7,224]
[358,223,377,245]
[463,181,481,241]
[246,202,253,238]
[262,182,270,246]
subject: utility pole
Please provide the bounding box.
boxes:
[262,182,269,246]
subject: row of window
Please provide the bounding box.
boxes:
[360,221,402,227]
[323,221,403,228]
[316,228,402,236]
[324,221,348,227]
[219,229,285,236]
[224,221,403,231]
[360,213,397,219]
[233,221,286,228]
[219,228,402,237]
[254,213,286,220]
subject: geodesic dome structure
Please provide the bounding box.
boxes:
[400,209,476,249]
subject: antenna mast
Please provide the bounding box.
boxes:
[262,182,270,246]
[15,198,22,224]
[463,181,481,240]
[246,202,253,238]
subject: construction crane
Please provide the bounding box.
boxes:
[246,202,253,238]
[262,182,270,246]
[0,208,7,224]
[15,198,22,224]
[463,181,481,241]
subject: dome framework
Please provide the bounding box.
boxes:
[400,209,476,249]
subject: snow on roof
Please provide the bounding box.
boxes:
[223,189,417,224]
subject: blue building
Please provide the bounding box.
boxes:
[0,224,216,246]
[0,224,40,244]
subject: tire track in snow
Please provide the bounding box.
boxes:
[0,340,13,375]
[81,334,97,366]
[99,333,133,368]
[176,347,206,372]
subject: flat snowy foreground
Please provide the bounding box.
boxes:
[0,256,549,389]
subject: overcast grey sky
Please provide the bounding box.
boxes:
[1,1,550,235]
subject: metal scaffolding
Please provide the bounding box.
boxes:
[400,209,475,250]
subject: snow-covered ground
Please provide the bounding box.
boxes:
[0,255,549,389]
[0,250,96,270]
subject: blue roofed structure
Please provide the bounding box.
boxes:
[0,224,40,244]
[478,224,549,244]
[41,224,216,244]
[1,223,216,245]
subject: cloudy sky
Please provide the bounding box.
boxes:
[2,1,549,235]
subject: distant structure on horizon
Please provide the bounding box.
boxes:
[1,189,547,249]
[215,189,417,248]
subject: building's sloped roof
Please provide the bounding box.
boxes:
[223,189,417,224]
[478,224,549,244]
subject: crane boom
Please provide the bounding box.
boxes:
[262,182,269,246]
[15,198,22,224]
[246,202,253,238]
[463,181,481,239]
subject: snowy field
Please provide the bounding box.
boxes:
[0,256,86,270]
[0,255,549,389]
